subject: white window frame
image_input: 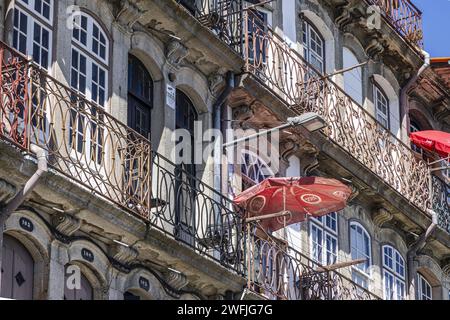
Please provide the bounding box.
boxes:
[350,221,372,288]
[241,150,274,185]
[302,19,325,74]
[309,213,338,266]
[17,0,53,25]
[70,14,109,167]
[72,12,109,66]
[373,84,390,129]
[382,245,406,300]
[417,273,432,300]
[13,5,53,70]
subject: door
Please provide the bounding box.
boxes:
[64,266,93,300]
[0,235,34,299]
[126,55,153,208]
[175,89,198,244]
[128,55,153,139]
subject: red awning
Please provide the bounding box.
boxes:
[233,177,352,232]
[410,130,450,158]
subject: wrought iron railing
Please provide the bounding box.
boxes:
[432,175,450,233]
[246,232,381,300]
[178,0,245,53]
[0,41,249,273]
[366,0,423,49]
[150,151,246,274]
[243,12,431,213]
[0,42,152,220]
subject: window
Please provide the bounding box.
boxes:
[417,273,432,300]
[246,7,270,66]
[12,0,53,69]
[373,84,389,129]
[69,13,109,165]
[128,55,153,138]
[350,222,371,289]
[310,213,338,265]
[410,119,423,154]
[302,19,325,73]
[241,151,274,189]
[382,245,406,300]
[343,47,363,105]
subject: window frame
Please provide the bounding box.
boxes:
[373,83,390,129]
[417,273,433,300]
[12,3,53,70]
[71,12,109,66]
[17,0,54,25]
[301,18,325,74]
[69,13,109,166]
[240,150,274,188]
[381,245,406,300]
[309,213,339,266]
[349,221,372,287]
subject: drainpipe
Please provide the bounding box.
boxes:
[0,144,48,291]
[407,209,438,300]
[213,72,235,201]
[400,50,430,141]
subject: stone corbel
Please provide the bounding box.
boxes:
[365,35,385,59]
[208,70,226,95]
[109,242,138,265]
[114,0,146,32]
[297,142,320,176]
[51,212,81,236]
[165,40,189,69]
[164,269,189,291]
[371,207,393,228]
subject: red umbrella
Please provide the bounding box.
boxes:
[410,130,450,158]
[234,177,352,232]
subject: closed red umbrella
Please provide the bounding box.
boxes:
[410,130,450,158]
[234,177,352,232]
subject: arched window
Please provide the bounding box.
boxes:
[64,265,93,300]
[417,273,432,300]
[343,47,363,105]
[69,12,109,165]
[350,222,371,289]
[310,212,338,265]
[382,245,406,300]
[302,19,325,73]
[373,83,390,129]
[128,55,153,138]
[12,0,53,69]
[241,150,274,189]
[0,235,34,299]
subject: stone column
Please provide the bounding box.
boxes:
[47,240,69,300]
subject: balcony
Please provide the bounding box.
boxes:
[0,41,245,273]
[179,0,423,55]
[366,0,423,49]
[246,230,381,300]
[0,41,382,299]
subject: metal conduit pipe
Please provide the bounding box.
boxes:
[407,209,438,299]
[0,144,48,291]
[400,50,430,142]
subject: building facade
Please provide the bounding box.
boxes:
[0,0,448,300]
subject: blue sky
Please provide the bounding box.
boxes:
[414,0,450,57]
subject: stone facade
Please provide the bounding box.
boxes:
[0,0,448,300]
